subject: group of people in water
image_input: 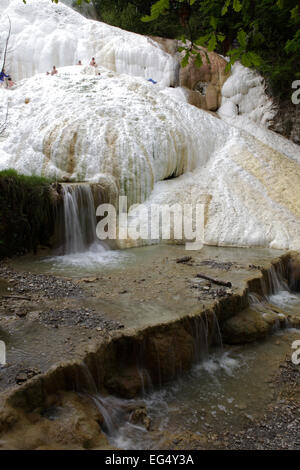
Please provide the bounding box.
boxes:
[46,57,99,76]
[0,56,100,90]
[1,56,100,90]
[1,56,157,89]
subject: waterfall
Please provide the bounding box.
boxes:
[248,259,300,330]
[60,184,99,254]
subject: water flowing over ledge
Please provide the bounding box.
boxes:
[1,252,298,417]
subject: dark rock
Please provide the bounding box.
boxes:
[222,309,274,344]
[15,368,41,385]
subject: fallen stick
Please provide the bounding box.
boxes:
[196,274,232,288]
[176,256,193,264]
[1,295,32,301]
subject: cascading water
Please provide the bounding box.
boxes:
[248,260,300,331]
[71,260,299,450]
[48,182,132,270]
[66,310,226,449]
[60,184,99,255]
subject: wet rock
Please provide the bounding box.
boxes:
[145,326,195,383]
[15,310,28,318]
[15,368,41,385]
[1,392,109,450]
[288,315,300,329]
[222,309,273,344]
[130,406,151,431]
[288,253,300,291]
[105,366,144,399]
[179,48,229,111]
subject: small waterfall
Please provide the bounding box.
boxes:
[50,182,128,269]
[248,261,290,304]
[265,264,289,297]
[192,311,223,363]
[60,184,99,254]
[247,259,300,331]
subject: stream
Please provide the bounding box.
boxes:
[2,244,299,450]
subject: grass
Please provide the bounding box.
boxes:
[0,169,57,258]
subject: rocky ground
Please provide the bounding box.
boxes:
[219,358,300,450]
[39,307,124,330]
[0,260,124,394]
[0,262,82,298]
[160,357,299,451]
[0,248,299,450]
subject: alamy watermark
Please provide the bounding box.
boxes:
[96,196,205,251]
[292,80,300,105]
[291,340,300,365]
[0,340,6,366]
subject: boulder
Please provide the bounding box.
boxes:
[151,37,230,111]
[130,406,151,430]
[0,392,109,450]
[222,308,275,344]
[179,49,229,111]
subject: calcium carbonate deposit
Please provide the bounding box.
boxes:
[0,0,299,251]
[0,0,178,85]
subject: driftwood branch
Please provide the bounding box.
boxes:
[196,273,232,288]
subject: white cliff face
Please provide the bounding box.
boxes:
[219,63,276,126]
[0,66,223,204]
[0,0,178,86]
[0,1,299,251]
[218,62,299,163]
[0,65,299,251]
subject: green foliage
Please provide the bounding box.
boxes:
[0,170,57,258]
[142,0,170,22]
[137,0,299,98]
[93,0,184,37]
